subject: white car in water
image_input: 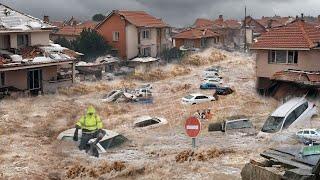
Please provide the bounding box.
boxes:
[260,98,317,135]
[296,129,320,143]
[181,93,216,105]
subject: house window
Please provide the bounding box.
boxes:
[184,40,194,48]
[200,38,206,48]
[142,47,151,57]
[17,34,29,47]
[288,50,298,64]
[0,72,5,87]
[142,30,150,39]
[268,50,298,64]
[113,32,119,41]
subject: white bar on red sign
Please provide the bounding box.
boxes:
[186,125,199,130]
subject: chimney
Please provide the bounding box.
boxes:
[43,15,49,23]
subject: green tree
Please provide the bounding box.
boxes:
[73,28,111,61]
[92,14,106,22]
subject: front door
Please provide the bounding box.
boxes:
[27,69,42,95]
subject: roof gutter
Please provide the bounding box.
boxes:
[250,47,310,51]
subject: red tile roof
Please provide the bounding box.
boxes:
[251,19,320,49]
[194,18,214,27]
[96,10,169,29]
[193,17,240,29]
[54,21,97,36]
[173,28,219,39]
[256,16,294,29]
[117,11,169,28]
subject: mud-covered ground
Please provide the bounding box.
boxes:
[0,49,300,179]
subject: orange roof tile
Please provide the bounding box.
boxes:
[251,19,320,49]
[173,28,219,39]
[117,11,169,28]
[194,17,240,29]
[54,21,97,36]
[194,18,214,28]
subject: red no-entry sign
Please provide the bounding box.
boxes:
[185,117,201,138]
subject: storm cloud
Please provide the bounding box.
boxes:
[1,0,319,27]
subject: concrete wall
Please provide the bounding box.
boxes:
[174,38,201,48]
[3,66,58,91]
[10,33,17,49]
[126,24,139,59]
[256,49,320,78]
[140,28,157,57]
[30,31,50,46]
[96,13,127,59]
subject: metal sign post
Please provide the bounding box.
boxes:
[192,138,196,149]
[185,117,201,149]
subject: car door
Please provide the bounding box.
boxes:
[195,96,208,103]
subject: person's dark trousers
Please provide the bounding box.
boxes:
[78,130,106,151]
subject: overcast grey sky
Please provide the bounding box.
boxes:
[1,0,320,27]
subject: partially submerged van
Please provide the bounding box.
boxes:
[260,98,317,134]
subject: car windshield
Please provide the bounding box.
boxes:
[184,95,194,99]
[261,116,284,133]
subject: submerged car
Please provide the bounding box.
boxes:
[57,128,127,153]
[200,82,219,89]
[182,93,216,105]
[102,90,123,102]
[204,78,223,84]
[203,75,223,81]
[260,98,317,134]
[134,116,167,129]
[296,129,320,144]
[208,117,254,134]
[215,87,234,95]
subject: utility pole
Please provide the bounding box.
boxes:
[244,5,247,52]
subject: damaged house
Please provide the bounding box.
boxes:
[50,16,97,42]
[0,4,79,96]
[251,16,320,96]
[172,28,221,50]
[95,10,172,60]
[193,15,242,49]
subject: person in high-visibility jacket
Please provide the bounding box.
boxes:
[73,105,106,157]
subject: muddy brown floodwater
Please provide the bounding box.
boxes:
[0,49,285,179]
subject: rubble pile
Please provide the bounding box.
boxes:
[20,46,43,59]
[0,43,78,68]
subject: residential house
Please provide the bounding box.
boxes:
[243,16,267,45]
[95,10,171,60]
[256,16,294,29]
[50,16,97,41]
[193,15,242,48]
[251,17,320,94]
[0,4,79,95]
[172,28,221,49]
